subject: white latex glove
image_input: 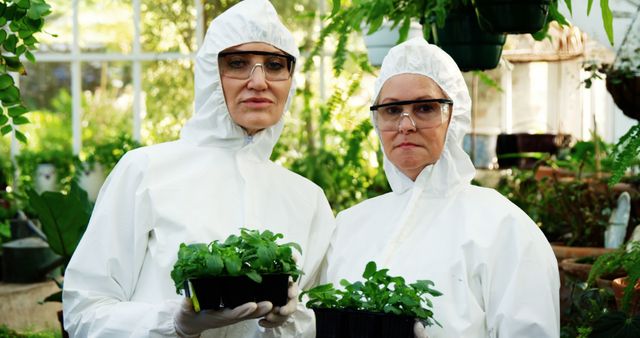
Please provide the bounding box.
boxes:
[174,298,273,338]
[258,280,299,328]
[414,321,429,338]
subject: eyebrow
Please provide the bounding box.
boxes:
[379,95,436,105]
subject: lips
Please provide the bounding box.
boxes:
[241,97,274,108]
[395,142,419,149]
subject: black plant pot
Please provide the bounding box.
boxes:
[186,274,289,310]
[434,7,506,72]
[606,75,640,121]
[313,307,415,338]
[2,237,62,283]
[495,133,570,169]
[473,0,551,34]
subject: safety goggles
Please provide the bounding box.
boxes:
[370,98,453,131]
[218,50,296,81]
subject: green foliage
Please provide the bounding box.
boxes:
[274,71,390,213]
[588,310,640,338]
[26,181,93,266]
[608,124,640,185]
[0,324,62,338]
[496,166,617,246]
[311,0,613,75]
[588,242,640,314]
[170,228,303,294]
[0,0,52,142]
[560,284,615,338]
[300,261,442,325]
[80,133,142,175]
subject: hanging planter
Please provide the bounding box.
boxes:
[433,7,506,72]
[473,0,551,34]
[362,21,423,67]
[606,72,640,121]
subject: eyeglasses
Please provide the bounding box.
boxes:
[370,98,453,131]
[218,51,296,81]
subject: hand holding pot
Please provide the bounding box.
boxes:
[258,280,299,328]
[174,298,272,337]
[414,321,429,338]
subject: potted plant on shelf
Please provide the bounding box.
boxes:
[584,241,640,336]
[300,261,442,338]
[170,228,303,311]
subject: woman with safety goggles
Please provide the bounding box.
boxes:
[321,37,560,338]
[62,1,335,337]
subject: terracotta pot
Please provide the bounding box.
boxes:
[551,244,615,263]
[611,277,640,315]
[559,257,594,281]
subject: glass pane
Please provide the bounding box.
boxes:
[141,60,194,144]
[79,0,133,53]
[81,61,133,147]
[19,61,72,153]
[37,0,73,53]
[141,0,196,53]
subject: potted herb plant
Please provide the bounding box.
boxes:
[300,261,442,338]
[588,241,640,314]
[170,228,303,311]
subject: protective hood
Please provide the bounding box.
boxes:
[180,0,300,161]
[372,37,475,196]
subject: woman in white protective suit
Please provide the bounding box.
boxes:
[321,37,560,338]
[62,1,334,337]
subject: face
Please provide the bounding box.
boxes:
[376,74,451,181]
[219,42,293,135]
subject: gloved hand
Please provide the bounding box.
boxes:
[258,280,299,328]
[174,298,273,338]
[414,320,429,338]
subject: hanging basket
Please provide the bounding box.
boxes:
[606,74,640,121]
[434,7,506,72]
[473,0,551,34]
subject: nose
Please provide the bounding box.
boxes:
[247,63,268,90]
[397,112,417,133]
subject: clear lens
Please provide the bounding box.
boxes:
[375,101,450,131]
[218,52,293,81]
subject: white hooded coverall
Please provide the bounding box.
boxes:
[62,1,335,337]
[322,37,560,338]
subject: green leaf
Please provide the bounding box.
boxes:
[363,261,377,279]
[563,0,572,15]
[3,34,18,53]
[204,254,223,275]
[600,0,614,46]
[223,255,242,275]
[26,182,93,261]
[27,0,52,20]
[0,114,8,125]
[14,129,26,143]
[0,85,20,104]
[330,0,341,17]
[43,290,62,303]
[0,74,14,90]
[25,49,35,63]
[246,270,262,283]
[0,30,6,44]
[0,124,12,135]
[11,115,29,125]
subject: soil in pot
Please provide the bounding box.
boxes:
[187,274,289,310]
[313,307,415,338]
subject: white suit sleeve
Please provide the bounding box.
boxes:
[62,152,179,338]
[263,186,335,338]
[484,214,560,338]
